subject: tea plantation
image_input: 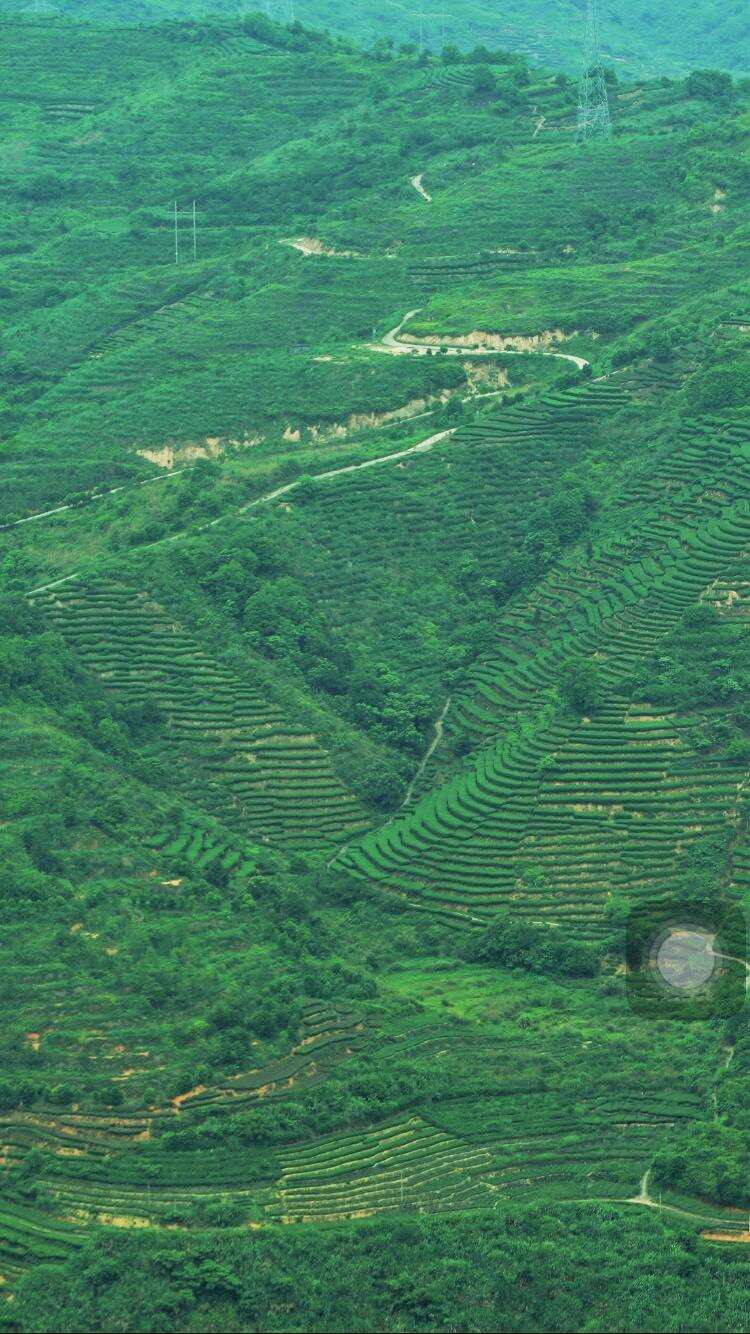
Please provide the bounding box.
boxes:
[3,2,748,78]
[2,9,750,1333]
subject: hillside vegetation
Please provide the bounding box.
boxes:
[1,11,750,1333]
[4,1,749,78]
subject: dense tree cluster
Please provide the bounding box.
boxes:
[11,1208,750,1334]
[466,911,600,978]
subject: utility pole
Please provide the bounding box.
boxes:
[172,201,198,264]
[418,4,424,54]
[577,0,612,142]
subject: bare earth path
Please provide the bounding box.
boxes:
[12,301,590,539]
[403,697,451,806]
[410,173,432,202]
[622,1169,745,1229]
[24,305,594,593]
[374,309,591,370]
[711,949,750,990]
[27,427,457,597]
[23,300,594,592]
[539,1169,750,1237]
[1,467,190,534]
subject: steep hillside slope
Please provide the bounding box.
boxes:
[5,2,749,77]
[2,13,750,1332]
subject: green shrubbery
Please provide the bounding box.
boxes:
[466,911,600,977]
[558,656,602,715]
[685,351,750,412]
[653,1122,750,1208]
[12,1207,750,1334]
[629,603,750,722]
[1,10,750,1325]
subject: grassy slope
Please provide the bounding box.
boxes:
[2,13,750,1331]
[4,2,750,77]
[2,17,747,520]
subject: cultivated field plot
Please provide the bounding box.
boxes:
[32,579,368,850]
[267,1117,495,1222]
[336,408,750,929]
[3,12,750,1320]
[0,970,718,1257]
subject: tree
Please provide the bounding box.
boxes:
[467,910,598,977]
[685,355,750,412]
[686,69,734,102]
[559,657,602,715]
[471,66,497,97]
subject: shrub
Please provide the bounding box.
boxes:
[466,911,599,977]
[558,657,602,715]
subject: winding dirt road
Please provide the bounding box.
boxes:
[624,1168,745,1229]
[374,308,591,370]
[27,427,457,598]
[1,467,190,535]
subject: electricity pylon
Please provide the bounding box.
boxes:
[577,0,611,142]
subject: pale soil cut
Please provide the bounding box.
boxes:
[139,392,455,469]
[701,1230,750,1244]
[401,327,580,354]
[410,173,432,202]
[137,437,251,469]
[280,236,364,258]
[375,310,591,370]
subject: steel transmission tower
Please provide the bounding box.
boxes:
[577,0,611,142]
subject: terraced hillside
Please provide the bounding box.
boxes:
[0,962,730,1256]
[2,11,750,1332]
[2,15,749,523]
[7,3,749,78]
[31,578,368,850]
[267,1117,495,1222]
[334,403,750,930]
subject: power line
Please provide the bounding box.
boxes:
[172,201,198,263]
[258,0,294,20]
[577,0,612,142]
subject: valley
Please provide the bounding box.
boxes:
[1,8,750,1332]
